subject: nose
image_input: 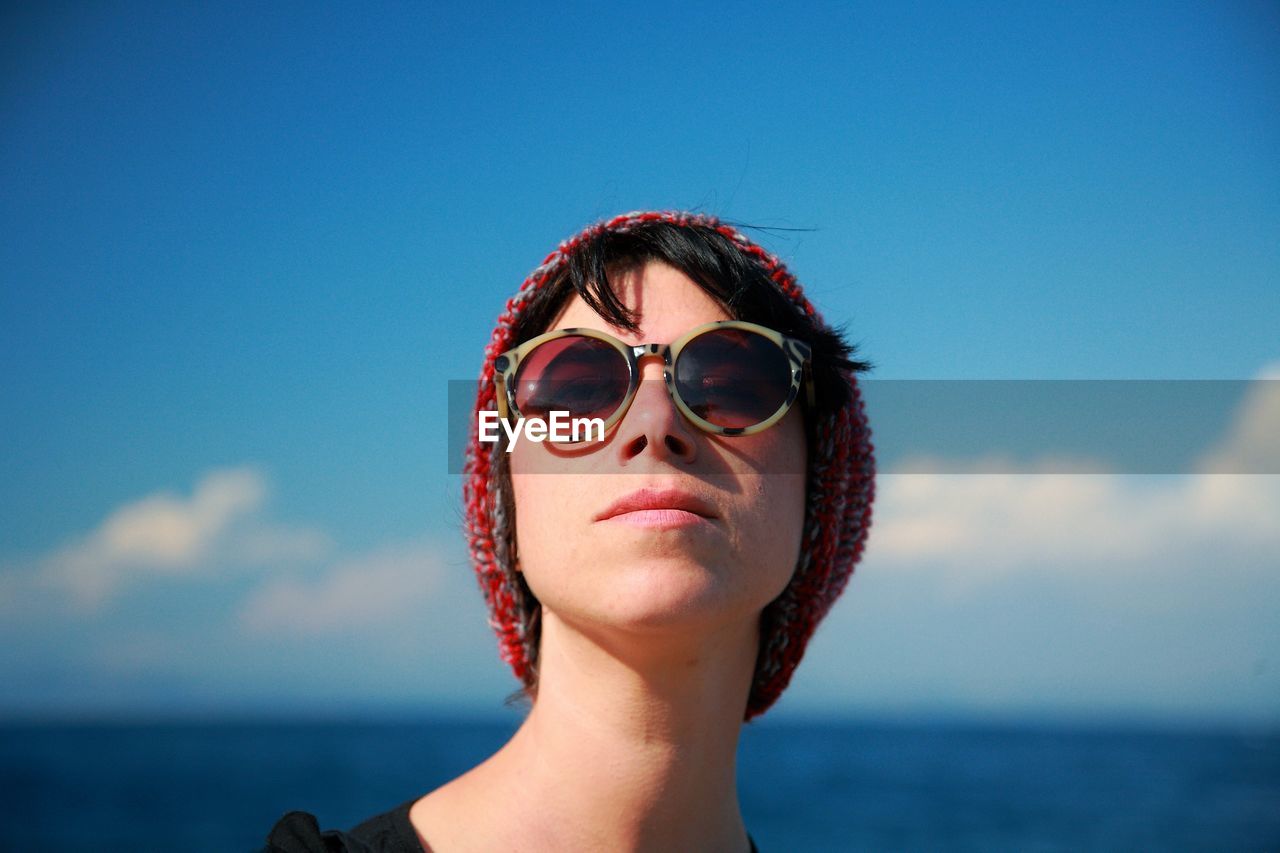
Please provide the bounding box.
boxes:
[614,355,697,465]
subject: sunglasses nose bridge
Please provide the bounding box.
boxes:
[630,343,672,379]
[622,343,678,412]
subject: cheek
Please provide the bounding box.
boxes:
[508,441,570,567]
[510,472,565,569]
[730,473,807,601]
[732,418,808,595]
[508,464,598,608]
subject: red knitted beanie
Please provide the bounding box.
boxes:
[463,210,875,720]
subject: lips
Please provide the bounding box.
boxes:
[594,487,718,523]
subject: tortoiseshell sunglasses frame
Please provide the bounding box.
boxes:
[492,320,814,439]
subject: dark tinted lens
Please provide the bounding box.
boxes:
[513,335,629,422]
[674,328,792,428]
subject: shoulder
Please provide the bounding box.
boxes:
[262,798,425,853]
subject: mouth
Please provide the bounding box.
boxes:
[594,487,718,528]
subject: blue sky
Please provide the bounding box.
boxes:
[1,1,1277,725]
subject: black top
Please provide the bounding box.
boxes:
[263,797,424,852]
[262,798,761,852]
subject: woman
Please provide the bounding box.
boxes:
[264,210,875,852]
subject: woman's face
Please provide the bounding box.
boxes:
[509,260,808,639]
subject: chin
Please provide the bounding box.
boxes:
[595,557,760,629]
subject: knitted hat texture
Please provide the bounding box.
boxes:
[463,210,875,720]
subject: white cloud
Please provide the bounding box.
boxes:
[24,467,331,611]
[237,543,447,637]
[1197,364,1280,475]
[867,366,1280,595]
[872,472,1279,572]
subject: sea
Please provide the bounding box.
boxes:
[0,716,1276,852]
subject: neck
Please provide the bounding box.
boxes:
[487,610,759,852]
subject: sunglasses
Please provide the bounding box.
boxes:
[492,320,814,441]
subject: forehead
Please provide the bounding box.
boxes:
[548,260,732,344]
